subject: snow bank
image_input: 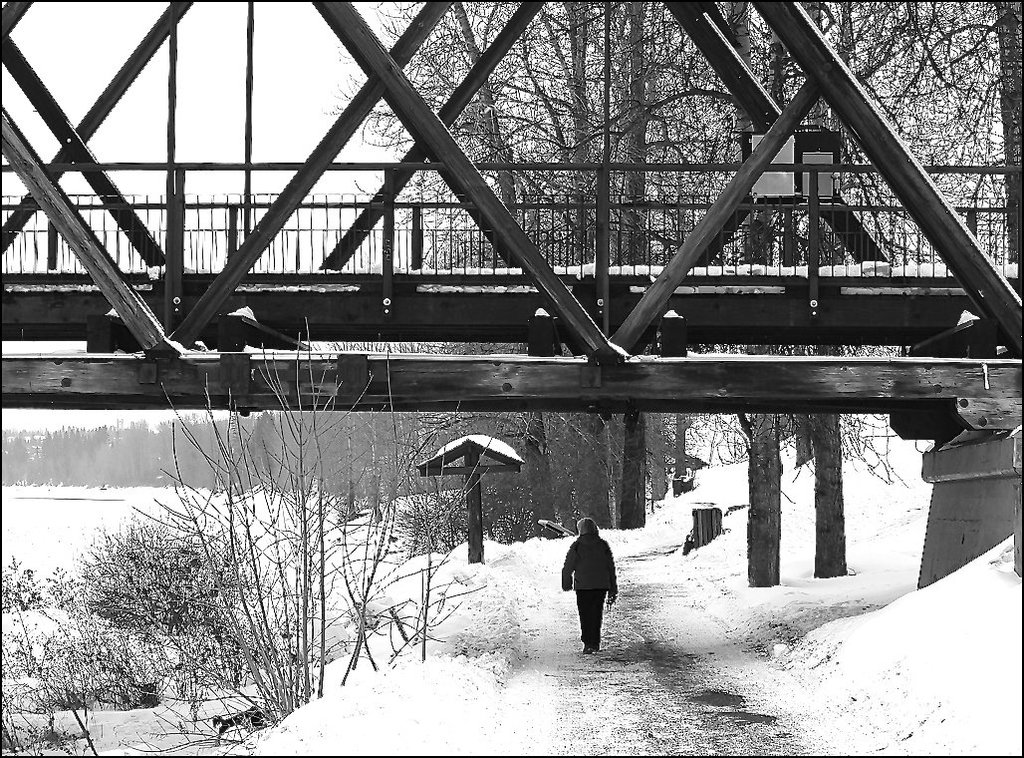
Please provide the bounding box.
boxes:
[668,438,932,649]
[786,539,1022,756]
[254,543,534,756]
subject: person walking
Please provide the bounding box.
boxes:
[561,517,617,653]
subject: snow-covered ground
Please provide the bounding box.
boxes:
[3,437,1020,755]
[1,486,171,576]
[248,437,1021,756]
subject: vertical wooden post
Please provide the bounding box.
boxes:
[410,204,423,271]
[782,206,795,267]
[966,207,978,236]
[598,2,612,335]
[165,168,185,330]
[596,165,611,335]
[528,308,558,357]
[659,309,687,357]
[807,167,820,319]
[227,204,239,260]
[382,168,394,317]
[243,0,254,237]
[46,221,58,271]
[465,449,484,564]
[164,5,181,331]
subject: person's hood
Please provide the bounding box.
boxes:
[577,517,599,536]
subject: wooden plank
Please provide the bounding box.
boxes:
[1,1,31,38]
[612,80,820,350]
[321,1,544,270]
[320,2,619,362]
[420,464,521,476]
[168,2,451,346]
[3,39,166,264]
[3,354,1019,423]
[1,282,984,347]
[1,3,194,252]
[1,110,169,352]
[755,1,1023,356]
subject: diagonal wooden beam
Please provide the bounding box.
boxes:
[664,1,886,264]
[663,1,776,132]
[169,2,452,347]
[613,80,820,351]
[320,1,544,271]
[2,2,194,253]
[2,109,169,352]
[1,1,31,37]
[317,2,620,362]
[755,1,1022,356]
[3,38,165,265]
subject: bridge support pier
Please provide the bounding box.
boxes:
[918,430,1022,588]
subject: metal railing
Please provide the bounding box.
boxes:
[2,164,1020,285]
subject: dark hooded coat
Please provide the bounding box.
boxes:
[561,520,617,594]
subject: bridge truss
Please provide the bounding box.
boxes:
[1,1,1020,434]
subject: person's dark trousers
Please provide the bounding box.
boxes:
[575,589,608,649]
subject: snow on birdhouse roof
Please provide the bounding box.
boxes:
[417,435,523,475]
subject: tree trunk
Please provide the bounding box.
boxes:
[809,413,847,578]
[619,408,647,529]
[795,415,813,468]
[648,414,669,503]
[452,2,517,205]
[742,413,782,587]
[523,411,559,529]
[673,413,692,496]
[578,414,612,528]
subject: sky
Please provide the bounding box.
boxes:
[3,2,407,432]
[1,1,400,199]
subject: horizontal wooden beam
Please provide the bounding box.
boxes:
[418,464,522,476]
[1,281,988,347]
[3,354,1019,428]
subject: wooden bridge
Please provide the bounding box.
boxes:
[1,1,1021,441]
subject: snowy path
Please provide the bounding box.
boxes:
[491,536,820,755]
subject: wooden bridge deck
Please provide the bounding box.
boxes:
[4,271,1014,348]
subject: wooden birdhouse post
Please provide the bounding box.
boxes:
[417,435,523,564]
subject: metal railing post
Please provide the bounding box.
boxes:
[411,205,423,271]
[808,167,820,320]
[46,221,58,271]
[382,168,394,318]
[596,165,611,335]
[164,168,186,330]
[227,204,239,261]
